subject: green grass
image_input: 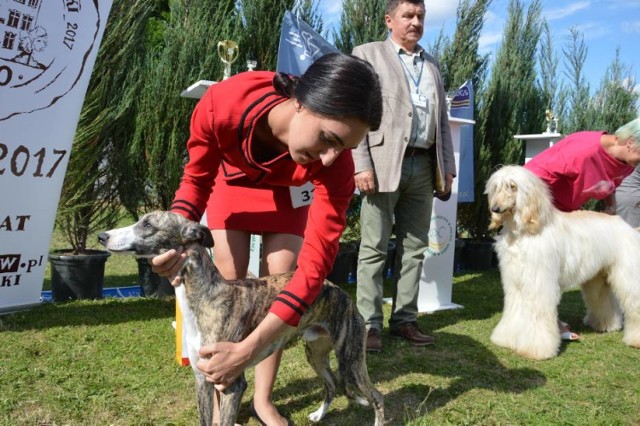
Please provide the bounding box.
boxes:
[2,269,639,425]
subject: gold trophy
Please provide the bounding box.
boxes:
[217,40,239,80]
[544,109,554,134]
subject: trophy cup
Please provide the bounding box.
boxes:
[445,91,455,113]
[217,40,239,80]
[246,49,257,71]
[544,109,554,134]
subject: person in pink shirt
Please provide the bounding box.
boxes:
[524,117,640,339]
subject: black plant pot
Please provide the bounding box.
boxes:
[327,243,357,284]
[459,240,496,271]
[136,258,174,297]
[49,249,111,302]
[453,238,465,273]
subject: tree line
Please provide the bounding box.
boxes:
[57,0,638,253]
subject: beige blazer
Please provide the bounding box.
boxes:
[352,38,455,193]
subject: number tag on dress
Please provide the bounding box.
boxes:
[411,92,428,109]
[290,182,315,208]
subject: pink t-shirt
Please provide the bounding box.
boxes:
[524,131,634,212]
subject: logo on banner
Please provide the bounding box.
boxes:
[1,215,41,287]
[0,0,103,121]
[0,214,31,231]
[285,27,321,61]
[276,11,338,76]
[425,215,454,256]
[450,85,470,110]
[0,253,44,287]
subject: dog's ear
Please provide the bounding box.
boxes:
[518,194,542,234]
[488,212,503,230]
[181,222,214,247]
[198,226,214,247]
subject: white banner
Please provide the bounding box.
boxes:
[0,0,113,313]
[417,117,474,312]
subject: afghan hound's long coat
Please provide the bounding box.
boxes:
[485,165,640,360]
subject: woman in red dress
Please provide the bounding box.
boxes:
[152,53,382,424]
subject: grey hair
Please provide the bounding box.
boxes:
[615,117,640,148]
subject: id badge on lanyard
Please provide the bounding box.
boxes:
[398,51,426,110]
[411,92,428,109]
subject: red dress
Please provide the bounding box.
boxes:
[206,168,309,237]
[171,71,355,326]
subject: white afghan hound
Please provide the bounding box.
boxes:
[485,165,640,360]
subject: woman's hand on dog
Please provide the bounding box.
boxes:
[197,340,253,390]
[196,313,295,390]
[149,248,187,286]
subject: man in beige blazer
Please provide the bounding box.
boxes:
[352,0,455,352]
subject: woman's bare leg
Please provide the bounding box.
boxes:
[558,319,580,341]
[210,230,251,425]
[251,232,302,425]
[211,229,251,279]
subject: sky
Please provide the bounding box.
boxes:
[318,0,640,101]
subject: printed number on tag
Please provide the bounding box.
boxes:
[290,182,315,208]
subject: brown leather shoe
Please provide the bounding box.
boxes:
[390,322,435,346]
[366,328,382,352]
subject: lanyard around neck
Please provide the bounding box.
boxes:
[397,51,424,93]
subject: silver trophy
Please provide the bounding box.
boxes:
[246,50,257,71]
[217,40,239,80]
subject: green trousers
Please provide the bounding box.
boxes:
[356,153,434,331]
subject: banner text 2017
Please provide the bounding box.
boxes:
[0,143,67,178]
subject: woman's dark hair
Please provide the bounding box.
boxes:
[273,53,382,131]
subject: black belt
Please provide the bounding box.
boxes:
[404,146,429,158]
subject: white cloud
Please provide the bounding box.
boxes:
[424,0,460,24]
[479,31,503,54]
[318,0,462,28]
[318,1,342,18]
[483,10,502,27]
[606,0,640,10]
[569,22,611,41]
[317,2,342,28]
[544,1,591,21]
[622,21,640,33]
[473,9,504,55]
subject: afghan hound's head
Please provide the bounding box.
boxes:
[485,165,554,234]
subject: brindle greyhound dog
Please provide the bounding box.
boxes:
[99,211,384,426]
